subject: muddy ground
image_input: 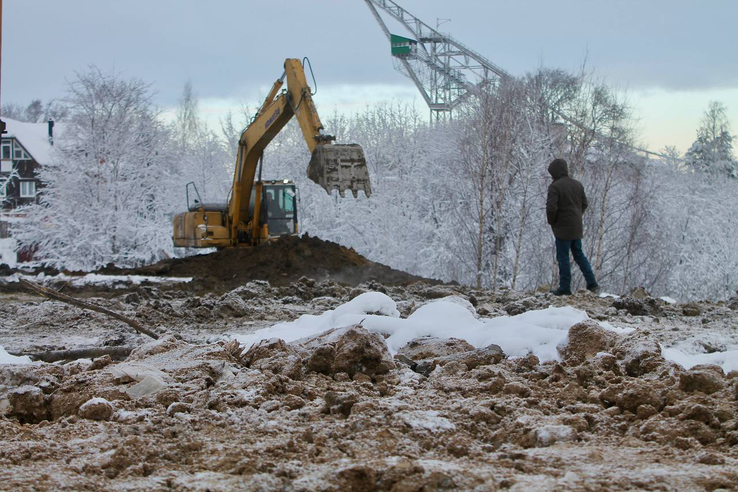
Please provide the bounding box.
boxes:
[1,239,738,491]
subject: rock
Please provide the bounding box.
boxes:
[214,291,251,317]
[600,381,663,413]
[393,354,416,370]
[559,321,618,364]
[562,414,590,432]
[334,465,377,492]
[128,334,186,360]
[446,436,471,457]
[679,366,725,394]
[503,296,541,316]
[78,397,114,421]
[453,345,505,370]
[348,288,367,300]
[7,385,47,424]
[714,404,734,422]
[681,303,701,317]
[242,338,304,380]
[531,425,579,447]
[629,287,650,299]
[334,372,350,382]
[592,353,621,375]
[416,287,456,299]
[353,372,372,383]
[401,340,504,376]
[398,337,474,361]
[612,335,664,377]
[468,405,502,425]
[166,402,191,416]
[301,325,395,377]
[504,382,531,397]
[323,391,358,417]
[284,395,305,410]
[612,297,662,316]
[636,404,658,420]
[88,355,113,371]
[695,452,725,465]
[681,404,719,427]
[516,353,540,371]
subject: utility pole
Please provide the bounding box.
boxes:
[0,0,5,134]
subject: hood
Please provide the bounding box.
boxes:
[548,158,569,179]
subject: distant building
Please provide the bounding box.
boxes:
[0,118,57,246]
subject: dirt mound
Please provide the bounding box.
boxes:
[112,235,432,292]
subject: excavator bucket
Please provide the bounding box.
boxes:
[307,144,372,198]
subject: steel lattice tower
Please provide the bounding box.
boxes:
[364,0,510,123]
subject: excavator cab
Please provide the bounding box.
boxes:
[260,181,298,237]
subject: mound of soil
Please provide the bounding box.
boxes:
[113,235,433,292]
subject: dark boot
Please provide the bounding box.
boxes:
[550,288,572,296]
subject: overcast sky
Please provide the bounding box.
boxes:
[4,0,737,153]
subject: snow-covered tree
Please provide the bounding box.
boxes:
[14,67,178,269]
[172,81,232,204]
[685,101,736,178]
[2,99,68,123]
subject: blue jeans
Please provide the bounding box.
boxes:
[556,238,597,291]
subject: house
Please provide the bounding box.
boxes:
[0,118,56,252]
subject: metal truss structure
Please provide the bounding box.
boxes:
[363,0,511,123]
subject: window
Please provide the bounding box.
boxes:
[19,180,36,198]
[1,141,10,160]
[263,185,297,237]
[0,161,11,173]
[13,143,30,161]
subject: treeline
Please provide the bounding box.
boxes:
[9,66,738,301]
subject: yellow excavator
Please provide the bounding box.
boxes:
[172,58,372,248]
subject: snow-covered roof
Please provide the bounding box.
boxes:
[2,117,62,165]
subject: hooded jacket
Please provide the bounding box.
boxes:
[546,159,588,240]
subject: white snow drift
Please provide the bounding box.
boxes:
[234,292,738,373]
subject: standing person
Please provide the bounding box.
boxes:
[546,158,599,296]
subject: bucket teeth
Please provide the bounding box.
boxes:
[307,144,372,198]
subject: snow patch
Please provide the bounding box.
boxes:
[599,292,620,299]
[234,293,588,362]
[0,238,17,268]
[597,321,636,334]
[0,345,31,365]
[401,410,456,432]
[1,272,192,288]
[233,292,738,371]
[661,346,738,373]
